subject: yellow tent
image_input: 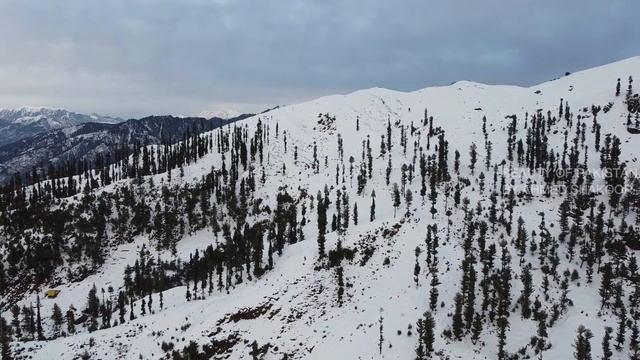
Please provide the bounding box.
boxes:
[44,289,60,298]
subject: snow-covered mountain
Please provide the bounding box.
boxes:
[0,114,252,185]
[1,57,639,360]
[198,109,243,120]
[0,107,123,147]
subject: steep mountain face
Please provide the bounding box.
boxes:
[0,107,123,147]
[1,57,640,360]
[0,114,253,184]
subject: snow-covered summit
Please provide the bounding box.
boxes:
[0,106,123,146]
[198,108,243,120]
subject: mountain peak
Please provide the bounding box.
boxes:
[198,109,242,120]
[0,107,123,146]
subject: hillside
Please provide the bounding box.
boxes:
[0,114,253,185]
[1,57,639,360]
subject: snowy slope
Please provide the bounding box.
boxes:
[4,56,640,359]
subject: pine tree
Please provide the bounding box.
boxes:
[86,284,100,318]
[405,189,413,216]
[66,306,76,334]
[415,317,426,360]
[600,263,613,309]
[353,202,358,225]
[520,265,533,319]
[387,119,392,152]
[631,322,639,355]
[141,298,146,316]
[10,306,20,340]
[317,191,327,258]
[336,266,344,306]
[536,312,548,358]
[342,191,350,230]
[117,291,126,324]
[379,310,384,355]
[0,316,12,360]
[129,298,135,321]
[415,311,435,358]
[617,306,627,350]
[35,296,44,340]
[616,78,621,96]
[392,183,401,217]
[601,326,613,360]
[451,292,464,340]
[496,315,509,360]
[370,190,376,222]
[469,143,478,174]
[471,312,483,344]
[386,154,392,186]
[573,325,593,360]
[51,304,64,338]
[429,267,439,312]
[414,246,421,286]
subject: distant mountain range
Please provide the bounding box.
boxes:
[0,107,123,147]
[0,108,253,184]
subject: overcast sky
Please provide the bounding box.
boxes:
[0,0,638,119]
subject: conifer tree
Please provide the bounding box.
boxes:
[392,183,401,217]
[129,299,135,321]
[21,305,34,340]
[573,325,593,360]
[496,315,509,360]
[353,202,358,225]
[387,119,392,152]
[415,311,435,359]
[35,296,44,340]
[536,311,548,358]
[51,304,64,338]
[378,310,385,355]
[10,306,20,340]
[616,78,621,96]
[66,306,76,334]
[429,267,439,312]
[469,143,478,174]
[520,265,533,319]
[0,316,12,360]
[471,313,482,344]
[617,306,627,350]
[336,266,344,306]
[601,326,613,360]
[317,191,327,258]
[386,154,392,186]
[414,246,421,286]
[370,190,376,222]
[405,189,413,216]
[451,292,464,340]
[630,322,639,355]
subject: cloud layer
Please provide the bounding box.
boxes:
[0,0,638,118]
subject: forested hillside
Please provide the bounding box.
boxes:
[0,57,639,360]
